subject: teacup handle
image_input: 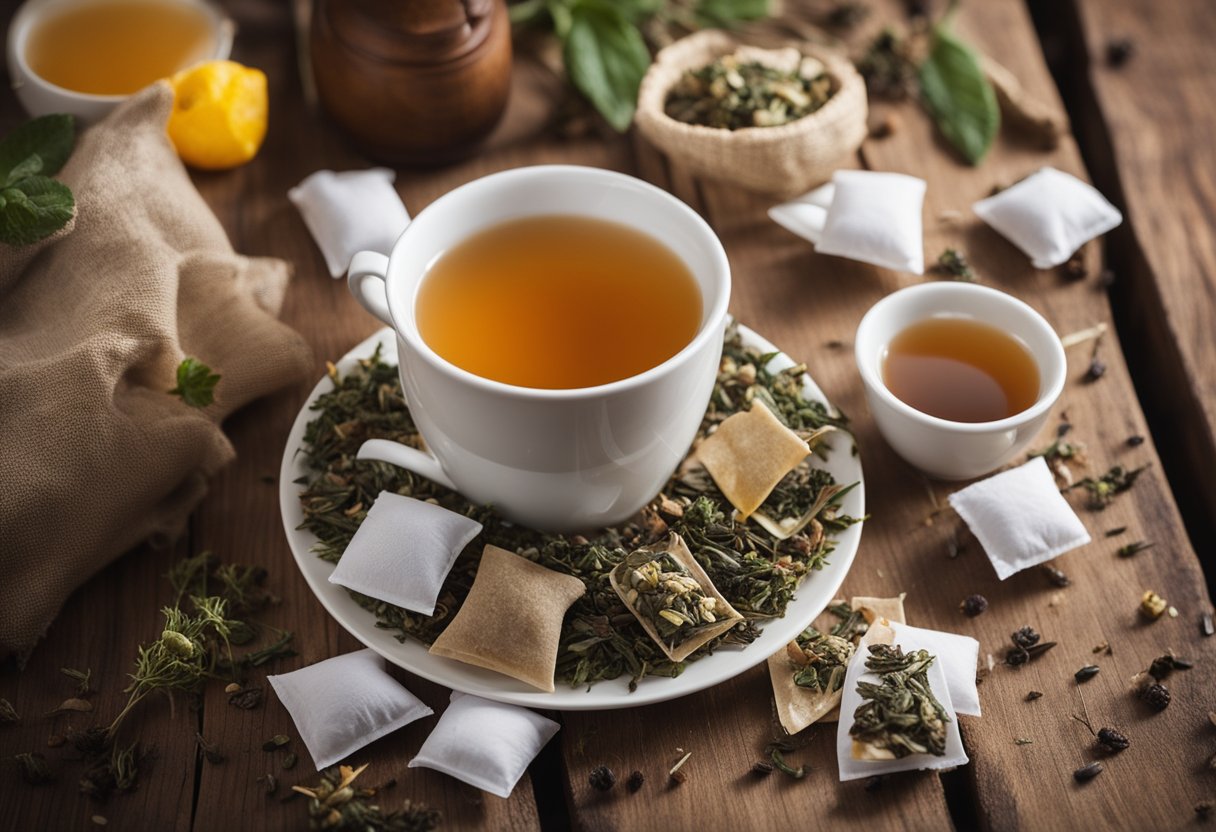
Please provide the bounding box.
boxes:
[357,439,458,491]
[347,251,394,326]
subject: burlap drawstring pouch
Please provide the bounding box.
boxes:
[635,29,868,197]
[0,84,313,658]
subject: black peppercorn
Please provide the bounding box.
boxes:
[1142,682,1171,711]
[1096,727,1130,752]
[1085,359,1107,382]
[588,765,617,791]
[625,770,644,792]
[1126,434,1145,447]
[960,594,988,617]
[1106,37,1135,67]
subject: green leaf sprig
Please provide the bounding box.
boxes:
[169,357,221,408]
[511,0,771,132]
[0,114,76,246]
[918,18,999,164]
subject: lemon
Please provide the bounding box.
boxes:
[167,60,267,170]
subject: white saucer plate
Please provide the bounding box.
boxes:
[279,325,865,710]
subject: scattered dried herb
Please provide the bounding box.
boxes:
[1014,737,1033,746]
[1043,566,1070,587]
[1005,626,1056,667]
[1105,527,1127,537]
[1084,358,1106,383]
[1066,465,1147,510]
[764,740,808,779]
[1073,761,1103,783]
[668,751,693,785]
[931,248,974,281]
[1096,727,1129,752]
[864,774,884,792]
[263,734,291,752]
[1141,682,1171,711]
[788,625,855,694]
[1062,253,1087,281]
[588,765,617,791]
[15,751,54,785]
[0,698,19,724]
[293,764,440,831]
[1140,590,1168,621]
[260,773,278,795]
[751,760,774,777]
[1126,435,1145,447]
[282,752,298,771]
[61,667,93,696]
[1117,540,1153,558]
[1074,665,1100,683]
[826,1,870,28]
[851,644,948,758]
[196,733,224,765]
[298,328,858,691]
[626,769,645,792]
[1025,690,1043,701]
[169,357,221,408]
[1105,37,1135,68]
[665,54,833,130]
[960,594,988,617]
[857,29,918,100]
[47,697,93,715]
[1204,613,1215,638]
[227,686,264,710]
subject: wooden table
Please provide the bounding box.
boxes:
[3,0,1215,829]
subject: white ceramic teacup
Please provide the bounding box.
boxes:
[7,0,234,123]
[854,282,1066,480]
[347,165,731,532]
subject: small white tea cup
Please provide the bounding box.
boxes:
[7,0,234,123]
[348,165,731,532]
[854,282,1066,480]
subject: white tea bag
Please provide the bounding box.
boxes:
[268,649,433,769]
[288,168,411,277]
[837,622,968,781]
[409,692,560,798]
[973,167,1122,269]
[948,457,1090,580]
[771,170,925,274]
[328,491,483,616]
[889,621,981,716]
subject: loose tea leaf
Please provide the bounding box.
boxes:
[1073,761,1103,783]
[850,644,949,758]
[664,54,833,130]
[169,358,221,408]
[0,698,19,724]
[918,22,999,164]
[764,740,808,778]
[294,764,440,831]
[60,667,93,696]
[1067,465,1147,510]
[931,247,974,281]
[857,29,918,99]
[297,327,858,691]
[1117,540,1153,558]
[788,626,855,694]
[15,751,54,785]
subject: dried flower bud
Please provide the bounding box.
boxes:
[1011,626,1041,650]
[1140,590,1168,620]
[626,770,645,792]
[960,594,988,617]
[160,630,195,658]
[1141,682,1171,711]
[1096,727,1129,752]
[588,765,617,791]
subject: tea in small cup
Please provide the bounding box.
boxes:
[854,283,1066,480]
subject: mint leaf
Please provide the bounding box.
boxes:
[563,4,651,132]
[0,114,75,185]
[919,26,999,165]
[169,358,221,408]
[695,0,771,27]
[0,176,74,245]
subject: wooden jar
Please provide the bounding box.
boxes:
[311,0,512,165]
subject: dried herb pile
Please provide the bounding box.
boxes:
[665,55,833,130]
[297,325,860,691]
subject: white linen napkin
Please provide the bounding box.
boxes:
[328,491,483,616]
[973,167,1122,269]
[409,692,560,798]
[268,648,433,769]
[288,168,410,277]
[948,456,1091,580]
[837,623,968,781]
[770,170,926,274]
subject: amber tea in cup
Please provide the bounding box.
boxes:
[881,317,1040,423]
[415,214,702,389]
[24,0,217,96]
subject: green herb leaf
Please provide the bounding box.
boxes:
[918,25,999,165]
[508,0,548,25]
[563,4,651,131]
[695,0,770,27]
[0,176,74,246]
[169,358,221,408]
[0,114,75,184]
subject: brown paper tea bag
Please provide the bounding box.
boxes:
[610,533,743,663]
[429,545,586,693]
[696,401,809,519]
[769,596,907,734]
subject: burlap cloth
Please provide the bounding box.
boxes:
[0,84,313,659]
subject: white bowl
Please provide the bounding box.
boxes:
[854,282,1066,480]
[6,0,234,123]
